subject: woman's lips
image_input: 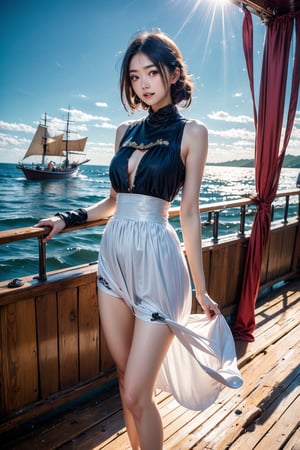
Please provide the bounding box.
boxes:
[143,93,154,99]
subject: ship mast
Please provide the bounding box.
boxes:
[42,113,48,166]
[64,109,70,168]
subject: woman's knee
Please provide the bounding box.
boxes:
[116,365,144,420]
[122,378,152,420]
[123,388,142,420]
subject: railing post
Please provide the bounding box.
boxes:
[282,195,289,224]
[37,237,47,281]
[204,211,212,225]
[271,204,275,221]
[211,211,219,243]
[237,205,246,237]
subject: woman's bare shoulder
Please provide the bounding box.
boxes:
[184,119,208,138]
[181,119,208,158]
[116,119,134,138]
[115,118,139,150]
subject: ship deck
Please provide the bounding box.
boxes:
[1,278,299,450]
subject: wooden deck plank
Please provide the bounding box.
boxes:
[60,394,174,449]
[163,325,299,450]
[283,432,300,450]
[1,386,122,450]
[197,331,300,449]
[253,385,300,450]
[236,284,299,366]
[1,278,299,450]
[162,291,300,449]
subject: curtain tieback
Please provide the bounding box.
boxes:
[251,196,272,213]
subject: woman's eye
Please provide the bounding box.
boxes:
[130,75,139,81]
[149,70,159,76]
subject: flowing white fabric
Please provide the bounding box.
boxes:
[97,193,243,410]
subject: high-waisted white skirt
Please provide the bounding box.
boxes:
[97,193,243,410]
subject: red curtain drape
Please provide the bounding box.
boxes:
[232,9,300,342]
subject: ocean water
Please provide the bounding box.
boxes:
[0,162,298,282]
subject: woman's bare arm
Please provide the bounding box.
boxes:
[35,122,130,243]
[180,120,220,320]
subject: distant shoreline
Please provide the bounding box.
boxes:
[207,154,300,169]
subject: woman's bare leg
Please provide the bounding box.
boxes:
[98,291,140,450]
[124,318,174,450]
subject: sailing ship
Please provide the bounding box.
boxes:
[17,111,90,180]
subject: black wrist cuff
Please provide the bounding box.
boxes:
[55,208,88,228]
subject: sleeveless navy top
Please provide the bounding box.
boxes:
[109,104,187,202]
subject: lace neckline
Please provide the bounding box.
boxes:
[146,104,181,127]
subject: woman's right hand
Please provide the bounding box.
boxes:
[196,292,221,321]
[34,216,66,243]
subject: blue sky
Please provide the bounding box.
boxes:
[1,0,299,165]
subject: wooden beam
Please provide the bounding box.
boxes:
[229,0,278,19]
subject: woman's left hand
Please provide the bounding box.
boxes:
[196,292,221,320]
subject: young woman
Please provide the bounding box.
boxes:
[36,30,242,450]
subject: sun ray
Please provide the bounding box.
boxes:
[173,0,239,80]
[174,0,204,39]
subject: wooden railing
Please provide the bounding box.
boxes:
[0,189,299,431]
[1,189,299,281]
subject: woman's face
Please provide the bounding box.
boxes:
[129,52,177,111]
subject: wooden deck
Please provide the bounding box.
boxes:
[1,278,299,450]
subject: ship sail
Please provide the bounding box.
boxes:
[60,136,87,153]
[17,111,89,180]
[22,125,65,159]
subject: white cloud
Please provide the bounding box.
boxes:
[95,102,108,108]
[60,108,110,123]
[286,136,300,154]
[0,121,35,133]
[98,122,117,129]
[232,140,254,147]
[209,127,255,140]
[206,141,255,164]
[208,110,253,124]
[44,116,88,136]
[291,126,300,138]
[86,141,114,165]
[0,133,30,147]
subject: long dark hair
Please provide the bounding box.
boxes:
[120,30,193,112]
